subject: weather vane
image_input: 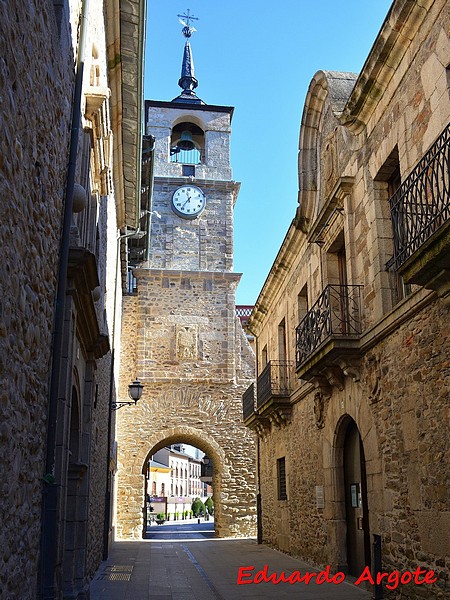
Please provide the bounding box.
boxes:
[178,9,199,38]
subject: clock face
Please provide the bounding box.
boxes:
[171,185,206,219]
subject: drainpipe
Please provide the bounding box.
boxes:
[40,1,90,598]
[253,333,263,544]
[247,323,262,544]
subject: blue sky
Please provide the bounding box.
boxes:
[144,1,393,305]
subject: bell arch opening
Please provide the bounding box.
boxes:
[170,121,204,165]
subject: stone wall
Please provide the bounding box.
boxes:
[148,181,236,272]
[116,269,257,539]
[257,297,450,598]
[0,0,134,596]
[0,2,73,597]
[248,1,450,599]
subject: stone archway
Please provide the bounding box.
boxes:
[115,423,256,540]
[139,427,227,536]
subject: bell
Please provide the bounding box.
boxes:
[177,130,195,151]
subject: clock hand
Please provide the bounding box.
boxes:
[182,195,192,208]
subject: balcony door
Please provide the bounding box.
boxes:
[327,234,349,334]
[278,319,287,388]
[344,420,370,577]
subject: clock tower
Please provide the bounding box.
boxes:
[116,13,257,540]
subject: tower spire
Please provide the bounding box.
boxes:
[173,9,204,104]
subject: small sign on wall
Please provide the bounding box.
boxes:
[315,485,325,509]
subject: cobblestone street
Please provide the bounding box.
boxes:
[90,521,372,600]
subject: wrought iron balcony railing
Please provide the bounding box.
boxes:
[389,123,450,270]
[242,383,256,421]
[256,360,294,410]
[296,285,363,367]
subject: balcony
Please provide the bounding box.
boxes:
[389,124,450,302]
[242,383,256,423]
[236,305,254,328]
[256,361,294,425]
[296,285,363,393]
[242,362,294,434]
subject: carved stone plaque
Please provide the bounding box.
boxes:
[175,325,198,360]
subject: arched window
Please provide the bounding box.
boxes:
[170,121,204,165]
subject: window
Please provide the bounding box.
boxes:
[182,164,195,176]
[375,147,411,306]
[278,319,287,362]
[298,284,308,324]
[277,457,287,500]
[261,345,268,368]
[326,231,347,286]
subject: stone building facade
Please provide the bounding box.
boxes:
[115,33,257,540]
[0,1,145,598]
[244,1,450,598]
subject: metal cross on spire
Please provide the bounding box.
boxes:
[178,8,199,38]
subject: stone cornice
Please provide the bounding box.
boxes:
[307,176,354,244]
[153,176,241,195]
[247,220,305,336]
[133,268,242,284]
[339,0,435,134]
[106,0,146,229]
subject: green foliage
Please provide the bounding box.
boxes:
[156,512,165,521]
[191,497,205,516]
[205,497,214,514]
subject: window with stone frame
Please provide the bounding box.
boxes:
[297,283,309,325]
[277,457,287,501]
[375,147,412,307]
[278,318,287,362]
[261,345,268,368]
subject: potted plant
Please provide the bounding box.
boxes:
[155,512,165,525]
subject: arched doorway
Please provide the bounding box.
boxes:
[141,433,219,538]
[343,419,371,576]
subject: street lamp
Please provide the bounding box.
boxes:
[112,379,144,410]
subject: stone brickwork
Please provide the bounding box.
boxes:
[116,269,257,539]
[0,1,144,598]
[148,180,236,271]
[0,2,73,597]
[247,2,450,599]
[116,97,257,540]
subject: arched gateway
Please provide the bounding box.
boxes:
[115,19,257,540]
